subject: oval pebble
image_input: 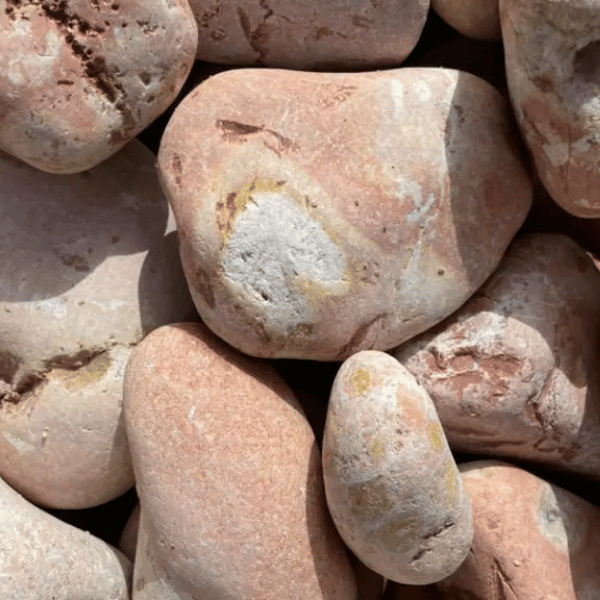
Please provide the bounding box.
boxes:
[322,350,472,585]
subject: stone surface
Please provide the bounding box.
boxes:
[0,0,197,173]
[323,351,472,585]
[438,461,600,600]
[501,0,600,217]
[158,67,532,361]
[189,0,428,69]
[393,233,600,480]
[0,474,132,599]
[124,321,357,600]
[431,0,501,40]
[0,140,197,509]
[120,502,141,562]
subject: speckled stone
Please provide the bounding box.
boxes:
[393,233,600,480]
[501,0,600,217]
[0,474,132,599]
[158,67,532,361]
[323,351,472,585]
[124,321,357,600]
[438,461,600,600]
[188,0,428,69]
[0,0,197,173]
[0,140,196,509]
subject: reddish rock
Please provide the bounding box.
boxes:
[432,0,501,40]
[323,351,472,585]
[124,322,357,600]
[393,233,600,480]
[0,0,197,173]
[501,0,600,217]
[158,67,532,361]
[189,0,428,69]
[438,461,600,600]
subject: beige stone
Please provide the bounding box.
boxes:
[393,233,600,480]
[501,0,600,217]
[124,322,357,600]
[189,0,428,69]
[0,0,197,173]
[158,67,532,361]
[323,351,472,585]
[0,474,132,599]
[432,0,501,40]
[0,140,196,509]
[438,461,600,600]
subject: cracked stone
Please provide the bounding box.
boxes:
[0,139,197,509]
[392,233,600,480]
[189,0,429,68]
[0,0,197,173]
[158,67,531,360]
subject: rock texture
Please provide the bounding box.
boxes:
[501,0,600,217]
[188,0,429,69]
[0,0,197,173]
[393,233,600,480]
[438,461,600,600]
[124,322,357,600]
[0,140,197,509]
[158,67,532,361]
[0,474,132,599]
[431,0,501,40]
[323,351,472,585]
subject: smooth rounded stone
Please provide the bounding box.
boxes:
[431,0,501,40]
[124,322,357,600]
[0,474,132,600]
[0,140,196,509]
[323,351,472,585]
[158,67,532,361]
[501,0,600,217]
[120,502,141,562]
[438,461,600,600]
[189,0,428,69]
[393,233,600,479]
[0,0,197,174]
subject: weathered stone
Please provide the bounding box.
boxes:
[323,351,472,585]
[0,0,197,173]
[431,0,501,40]
[438,461,600,600]
[188,0,428,69]
[0,140,197,509]
[124,322,357,600]
[158,67,532,361]
[501,0,600,217]
[393,233,600,480]
[0,474,132,599]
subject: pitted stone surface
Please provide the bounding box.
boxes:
[0,0,197,173]
[158,67,532,360]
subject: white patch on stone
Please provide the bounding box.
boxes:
[390,80,404,121]
[393,175,435,222]
[414,80,432,103]
[222,192,347,330]
[576,197,591,208]
[9,18,31,37]
[2,431,36,454]
[542,142,569,167]
[572,137,592,154]
[537,484,585,553]
[37,297,69,319]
